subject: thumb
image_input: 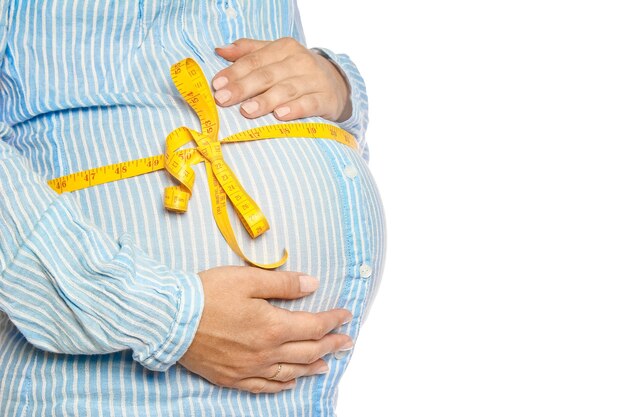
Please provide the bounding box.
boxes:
[215,38,271,62]
[244,268,320,300]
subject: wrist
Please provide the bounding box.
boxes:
[312,49,353,122]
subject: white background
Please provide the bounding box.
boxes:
[300,1,626,416]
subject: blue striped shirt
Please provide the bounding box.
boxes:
[0,1,385,415]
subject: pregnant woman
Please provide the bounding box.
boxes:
[0,1,385,416]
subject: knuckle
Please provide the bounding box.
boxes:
[238,324,257,344]
[301,51,318,66]
[264,321,284,344]
[250,380,267,394]
[257,325,285,348]
[265,329,282,345]
[277,274,299,296]
[288,274,301,293]
[223,376,239,387]
[314,96,324,113]
[293,51,311,66]
[279,36,300,49]
[311,75,326,91]
[313,323,327,340]
[283,82,298,99]
[214,374,236,388]
[258,68,274,85]
[255,349,273,366]
[281,366,297,380]
[307,95,321,114]
[228,82,244,99]
[244,53,262,71]
[225,362,245,376]
[304,350,319,365]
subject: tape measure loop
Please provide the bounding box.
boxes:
[164,186,190,213]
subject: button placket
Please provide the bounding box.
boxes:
[217,0,240,43]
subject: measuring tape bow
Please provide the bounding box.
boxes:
[48,58,358,269]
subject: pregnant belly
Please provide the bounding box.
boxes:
[12,99,385,317]
[70,134,385,316]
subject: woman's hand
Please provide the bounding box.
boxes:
[212,37,352,123]
[178,266,353,394]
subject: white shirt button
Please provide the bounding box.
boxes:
[225,7,238,19]
[343,165,358,179]
[359,263,372,279]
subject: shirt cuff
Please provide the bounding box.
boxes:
[136,267,204,372]
[310,47,370,159]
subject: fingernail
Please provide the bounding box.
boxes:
[242,100,259,114]
[275,106,290,118]
[214,89,231,104]
[286,381,297,389]
[316,364,330,374]
[213,76,229,90]
[216,43,235,50]
[339,340,354,351]
[342,315,353,325]
[299,275,319,293]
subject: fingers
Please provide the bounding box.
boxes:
[262,359,329,382]
[215,38,271,63]
[211,36,350,122]
[232,350,337,393]
[234,377,296,394]
[272,93,335,121]
[215,60,303,108]
[213,54,321,109]
[237,75,324,119]
[213,58,332,121]
[273,308,353,343]
[187,266,356,395]
[212,37,300,91]
[275,333,354,365]
[244,268,320,299]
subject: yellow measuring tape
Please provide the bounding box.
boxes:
[48,58,358,269]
